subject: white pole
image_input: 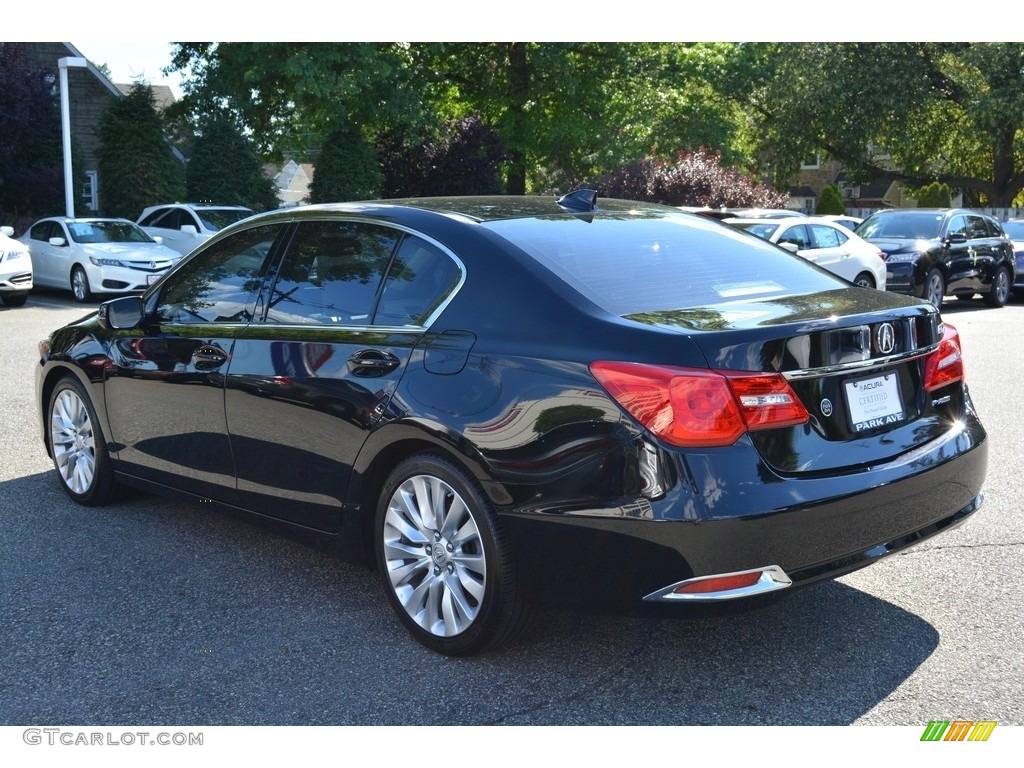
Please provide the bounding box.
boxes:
[58,57,88,219]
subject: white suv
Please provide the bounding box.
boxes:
[137,203,255,257]
[0,225,32,307]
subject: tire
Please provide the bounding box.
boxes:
[853,272,875,289]
[374,453,529,655]
[71,266,93,303]
[923,269,945,309]
[0,292,28,307]
[47,376,120,505]
[983,266,1011,308]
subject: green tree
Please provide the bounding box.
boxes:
[96,83,185,218]
[913,181,952,207]
[735,42,1024,206]
[308,122,382,203]
[816,184,846,215]
[186,115,278,211]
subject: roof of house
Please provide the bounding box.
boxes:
[115,83,177,111]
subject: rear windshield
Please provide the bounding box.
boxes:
[485,212,842,316]
[1002,220,1024,240]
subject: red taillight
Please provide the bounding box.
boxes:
[923,323,965,392]
[673,571,763,595]
[590,361,809,448]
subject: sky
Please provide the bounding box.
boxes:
[73,42,183,99]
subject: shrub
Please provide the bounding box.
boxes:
[816,184,846,215]
[914,182,952,208]
[309,123,382,203]
[186,116,279,212]
[596,147,787,208]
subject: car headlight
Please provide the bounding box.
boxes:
[89,256,127,268]
[1,249,28,261]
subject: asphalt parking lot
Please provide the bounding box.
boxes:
[1,289,1022,727]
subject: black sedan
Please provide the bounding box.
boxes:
[856,208,1015,308]
[1002,219,1024,297]
[35,193,988,655]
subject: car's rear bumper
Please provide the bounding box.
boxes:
[502,414,988,607]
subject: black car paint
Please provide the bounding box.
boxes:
[36,198,988,617]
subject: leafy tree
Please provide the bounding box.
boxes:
[186,115,278,211]
[597,147,787,208]
[378,114,506,197]
[168,43,759,196]
[0,43,65,223]
[816,184,846,215]
[96,83,185,218]
[913,181,952,207]
[308,122,382,203]
[735,42,1024,206]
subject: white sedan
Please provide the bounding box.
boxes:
[20,218,178,303]
[729,216,887,289]
[1,225,33,307]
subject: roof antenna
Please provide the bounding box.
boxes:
[556,189,599,212]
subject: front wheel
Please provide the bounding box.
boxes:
[923,269,945,309]
[374,454,529,655]
[983,266,1011,308]
[48,376,120,505]
[71,266,93,303]
[0,292,28,307]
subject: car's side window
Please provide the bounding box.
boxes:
[778,225,811,250]
[966,215,989,240]
[809,225,845,249]
[263,221,399,326]
[375,236,461,326]
[138,208,167,227]
[947,215,969,238]
[155,224,283,324]
[31,222,55,242]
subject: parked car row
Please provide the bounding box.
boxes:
[0,203,255,305]
[727,216,886,289]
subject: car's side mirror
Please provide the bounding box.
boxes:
[778,242,800,253]
[180,225,199,235]
[0,225,14,237]
[98,295,145,330]
[48,237,67,247]
[946,232,968,245]
[153,235,164,244]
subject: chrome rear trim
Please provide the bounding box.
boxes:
[783,346,936,381]
[642,565,792,603]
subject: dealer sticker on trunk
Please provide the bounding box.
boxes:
[845,372,905,432]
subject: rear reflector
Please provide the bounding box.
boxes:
[590,362,809,448]
[923,323,964,392]
[643,565,793,602]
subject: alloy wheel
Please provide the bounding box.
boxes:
[50,387,97,495]
[381,473,487,638]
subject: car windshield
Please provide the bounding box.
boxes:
[1002,220,1024,240]
[856,212,943,240]
[196,208,255,231]
[67,221,154,244]
[485,212,841,316]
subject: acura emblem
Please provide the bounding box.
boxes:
[150,260,156,269]
[875,322,896,355]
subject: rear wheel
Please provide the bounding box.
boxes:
[71,266,93,303]
[375,454,529,655]
[853,272,875,289]
[983,266,1011,308]
[923,269,945,309]
[47,376,120,505]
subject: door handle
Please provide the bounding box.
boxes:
[348,349,400,376]
[192,344,228,369]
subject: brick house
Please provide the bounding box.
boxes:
[17,42,184,216]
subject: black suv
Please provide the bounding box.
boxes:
[856,208,1015,308]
